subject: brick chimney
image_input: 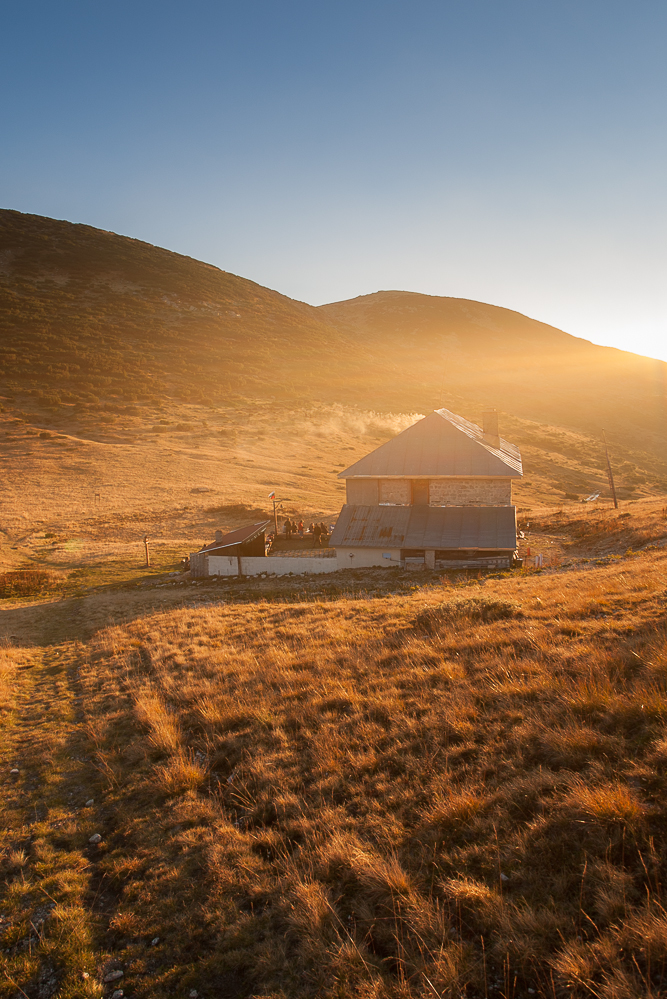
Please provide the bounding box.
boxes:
[215,530,224,543]
[482,409,500,446]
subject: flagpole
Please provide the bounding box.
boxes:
[269,492,290,536]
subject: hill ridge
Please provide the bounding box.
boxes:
[1,208,666,514]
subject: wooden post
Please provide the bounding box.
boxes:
[143,535,150,567]
[269,493,290,539]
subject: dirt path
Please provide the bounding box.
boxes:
[0,641,112,998]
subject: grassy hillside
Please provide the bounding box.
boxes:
[1,501,667,998]
[0,209,348,411]
[2,210,667,999]
[1,208,666,530]
[319,291,667,472]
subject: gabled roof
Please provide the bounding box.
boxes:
[199,521,270,553]
[330,505,517,550]
[339,409,522,478]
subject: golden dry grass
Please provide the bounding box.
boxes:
[3,209,667,998]
[0,403,665,547]
[2,539,667,998]
[2,209,666,515]
[0,643,18,718]
[0,402,382,534]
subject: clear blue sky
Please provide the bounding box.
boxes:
[2,1,666,361]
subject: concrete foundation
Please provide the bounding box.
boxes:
[334,548,402,568]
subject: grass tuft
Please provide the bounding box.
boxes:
[155,752,208,795]
[414,595,522,632]
[563,779,646,828]
[134,693,183,754]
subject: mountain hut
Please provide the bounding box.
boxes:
[329,408,522,570]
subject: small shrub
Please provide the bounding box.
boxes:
[0,569,53,598]
[414,596,522,632]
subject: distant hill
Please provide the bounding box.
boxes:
[318,291,667,497]
[1,208,666,508]
[0,208,349,410]
[319,291,667,446]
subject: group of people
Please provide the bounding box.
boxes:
[311,522,330,547]
[282,517,303,540]
[281,518,332,546]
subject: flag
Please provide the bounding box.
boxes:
[268,491,275,500]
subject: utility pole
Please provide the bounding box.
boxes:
[602,431,618,510]
[143,535,150,567]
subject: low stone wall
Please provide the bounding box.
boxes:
[207,555,340,576]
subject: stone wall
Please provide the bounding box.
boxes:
[346,476,514,506]
[428,477,512,506]
[379,479,411,504]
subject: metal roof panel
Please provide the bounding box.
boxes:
[329,505,411,547]
[339,409,522,478]
[331,505,517,550]
[200,521,270,553]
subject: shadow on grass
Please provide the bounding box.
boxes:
[0,567,476,646]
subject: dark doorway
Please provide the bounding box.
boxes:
[411,480,429,505]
